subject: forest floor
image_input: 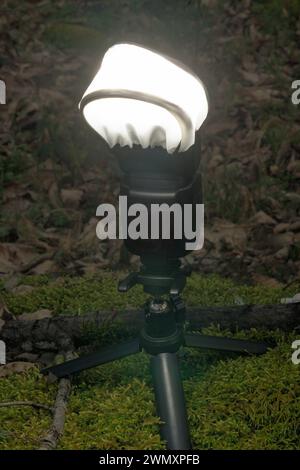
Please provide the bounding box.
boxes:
[0,272,299,450]
[0,0,300,451]
[1,0,300,286]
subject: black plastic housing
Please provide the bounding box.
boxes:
[113,133,202,267]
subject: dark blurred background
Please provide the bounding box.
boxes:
[0,0,300,286]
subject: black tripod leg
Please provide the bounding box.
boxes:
[151,352,191,450]
[41,338,141,378]
[184,333,268,355]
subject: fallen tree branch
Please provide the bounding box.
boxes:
[0,401,52,412]
[38,377,71,450]
[2,303,299,358]
[186,302,300,331]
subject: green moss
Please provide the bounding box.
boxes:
[0,275,298,450]
[0,332,299,450]
[61,376,162,450]
[0,368,56,450]
[2,273,146,316]
[1,275,299,450]
[2,273,298,317]
[183,273,297,307]
[20,274,53,287]
[187,337,300,449]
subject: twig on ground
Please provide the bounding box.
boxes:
[283,278,300,291]
[0,401,53,412]
[38,377,71,450]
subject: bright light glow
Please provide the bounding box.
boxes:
[80,44,208,153]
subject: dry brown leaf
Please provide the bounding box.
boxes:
[240,69,261,85]
[18,309,53,322]
[273,223,291,234]
[11,284,35,295]
[48,182,61,209]
[30,259,58,275]
[3,275,21,292]
[287,160,300,178]
[205,118,237,136]
[0,243,39,274]
[274,246,289,260]
[61,189,83,208]
[251,273,283,288]
[251,211,276,226]
[17,217,50,251]
[0,362,36,378]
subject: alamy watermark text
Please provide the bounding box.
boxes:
[0,340,6,365]
[0,79,6,104]
[95,196,204,251]
[291,80,300,105]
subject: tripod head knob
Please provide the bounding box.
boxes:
[118,256,191,296]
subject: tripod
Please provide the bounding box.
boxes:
[42,261,267,450]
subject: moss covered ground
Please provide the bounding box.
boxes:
[2,272,299,315]
[0,273,299,449]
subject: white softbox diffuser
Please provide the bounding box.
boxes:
[79,44,208,153]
